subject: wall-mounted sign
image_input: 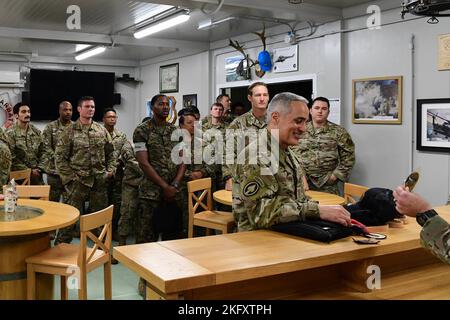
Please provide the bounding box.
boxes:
[273,45,298,73]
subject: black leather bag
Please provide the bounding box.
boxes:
[152,201,182,234]
[271,220,353,243]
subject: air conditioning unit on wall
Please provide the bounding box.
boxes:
[0,71,24,88]
[0,71,20,83]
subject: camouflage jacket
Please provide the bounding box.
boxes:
[201,117,227,176]
[233,129,320,231]
[420,213,450,264]
[121,141,143,187]
[223,110,267,179]
[55,119,116,187]
[40,119,73,175]
[108,128,128,175]
[293,121,355,188]
[201,112,235,127]
[133,118,181,200]
[0,128,11,185]
[6,123,43,171]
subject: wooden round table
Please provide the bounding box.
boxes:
[0,199,79,300]
[213,190,346,206]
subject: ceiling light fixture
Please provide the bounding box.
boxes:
[75,46,106,61]
[75,44,91,52]
[133,9,190,39]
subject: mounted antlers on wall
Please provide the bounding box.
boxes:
[228,25,272,78]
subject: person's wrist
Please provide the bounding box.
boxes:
[416,209,437,227]
[171,181,180,189]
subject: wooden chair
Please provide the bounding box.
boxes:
[344,183,369,204]
[187,178,235,238]
[26,205,113,300]
[3,185,50,200]
[9,168,31,185]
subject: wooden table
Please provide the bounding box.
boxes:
[212,189,346,206]
[114,206,450,300]
[0,199,79,299]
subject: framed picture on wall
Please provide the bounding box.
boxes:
[352,76,402,124]
[183,94,197,108]
[159,63,179,93]
[417,98,450,153]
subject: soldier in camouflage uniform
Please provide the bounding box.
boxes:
[201,103,228,192]
[233,93,352,231]
[0,128,11,186]
[133,94,186,243]
[40,101,73,201]
[223,82,269,192]
[393,185,450,265]
[117,141,143,244]
[54,96,116,244]
[6,103,44,185]
[103,108,128,239]
[293,97,355,196]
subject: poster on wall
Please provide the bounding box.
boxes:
[183,94,197,108]
[0,92,14,129]
[352,76,402,124]
[225,56,250,82]
[438,33,450,71]
[272,45,298,73]
[417,98,450,153]
[328,98,341,125]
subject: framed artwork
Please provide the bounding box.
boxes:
[352,76,402,124]
[183,94,197,108]
[225,56,250,82]
[273,45,298,73]
[417,98,450,153]
[159,63,179,93]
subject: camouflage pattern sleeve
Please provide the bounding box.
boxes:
[222,119,240,179]
[39,124,53,174]
[104,129,116,175]
[420,214,450,265]
[234,162,320,231]
[333,127,355,182]
[55,126,76,185]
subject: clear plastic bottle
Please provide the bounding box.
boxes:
[4,178,17,214]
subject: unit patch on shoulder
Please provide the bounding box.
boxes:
[243,181,260,197]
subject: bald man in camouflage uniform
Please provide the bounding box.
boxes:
[54,96,116,244]
[7,103,44,185]
[223,82,270,191]
[103,108,128,239]
[234,93,352,231]
[133,94,186,244]
[0,128,11,186]
[41,101,73,202]
[393,185,450,265]
[293,97,355,196]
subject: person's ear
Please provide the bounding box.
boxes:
[247,94,252,103]
[272,112,280,124]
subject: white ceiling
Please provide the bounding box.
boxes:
[0,0,375,64]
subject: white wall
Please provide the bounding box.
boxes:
[0,61,138,139]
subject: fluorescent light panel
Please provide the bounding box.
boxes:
[134,11,190,39]
[75,46,106,61]
[75,44,91,52]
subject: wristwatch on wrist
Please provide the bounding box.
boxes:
[416,209,438,227]
[171,181,180,189]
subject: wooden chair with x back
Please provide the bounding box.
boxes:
[344,183,369,204]
[187,178,235,238]
[9,168,31,185]
[26,205,113,300]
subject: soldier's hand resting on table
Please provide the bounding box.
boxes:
[319,205,352,226]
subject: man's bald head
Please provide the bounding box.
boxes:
[59,101,73,123]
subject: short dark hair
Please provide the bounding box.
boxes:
[179,113,196,125]
[248,82,267,96]
[78,96,95,107]
[216,94,230,103]
[103,108,117,117]
[13,102,29,114]
[210,102,224,110]
[150,94,167,108]
[312,97,330,109]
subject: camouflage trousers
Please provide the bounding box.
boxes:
[46,174,64,202]
[107,175,123,235]
[118,183,139,237]
[55,176,108,244]
[0,144,11,186]
[137,192,188,244]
